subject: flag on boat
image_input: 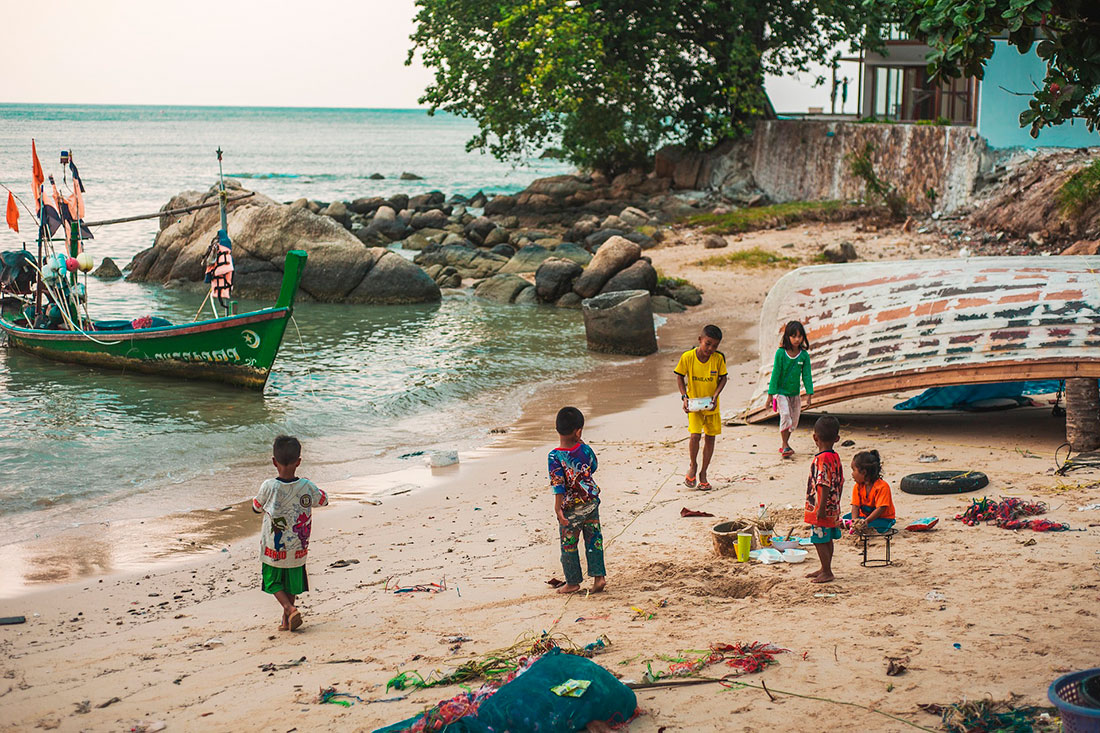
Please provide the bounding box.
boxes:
[42,176,64,238]
[66,158,86,221]
[205,229,234,302]
[31,140,45,211]
[5,192,18,233]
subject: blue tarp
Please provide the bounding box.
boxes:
[893,381,1064,411]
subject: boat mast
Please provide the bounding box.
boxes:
[216,147,228,232]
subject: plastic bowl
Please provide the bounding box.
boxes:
[782,549,808,563]
[770,537,800,550]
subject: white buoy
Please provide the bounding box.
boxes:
[76,252,94,273]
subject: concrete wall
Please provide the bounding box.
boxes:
[978,40,1100,149]
[705,120,988,213]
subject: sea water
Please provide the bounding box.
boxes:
[0,105,593,544]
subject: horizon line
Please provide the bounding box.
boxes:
[0,102,438,112]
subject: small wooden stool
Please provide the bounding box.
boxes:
[859,528,898,567]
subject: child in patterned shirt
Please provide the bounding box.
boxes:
[805,416,843,584]
[549,407,606,595]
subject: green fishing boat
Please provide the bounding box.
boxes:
[0,146,307,389]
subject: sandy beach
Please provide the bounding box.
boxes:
[3,224,1099,732]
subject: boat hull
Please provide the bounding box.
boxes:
[0,308,293,388]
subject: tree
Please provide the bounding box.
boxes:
[408,1,873,175]
[869,0,1100,136]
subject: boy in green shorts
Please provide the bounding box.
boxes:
[674,324,728,490]
[252,435,328,631]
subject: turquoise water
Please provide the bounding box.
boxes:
[0,105,591,542]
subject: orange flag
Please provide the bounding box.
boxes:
[31,140,44,211]
[5,191,18,232]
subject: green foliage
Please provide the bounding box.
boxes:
[696,247,800,268]
[687,200,847,233]
[867,0,1100,136]
[409,0,877,175]
[845,143,907,218]
[1057,158,1100,216]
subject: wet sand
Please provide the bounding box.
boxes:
[2,222,1098,732]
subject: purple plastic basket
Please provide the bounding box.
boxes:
[1049,669,1100,733]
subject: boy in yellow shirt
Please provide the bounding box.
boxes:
[674,325,728,490]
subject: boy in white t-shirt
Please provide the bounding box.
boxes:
[252,435,328,631]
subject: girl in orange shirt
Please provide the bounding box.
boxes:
[846,450,896,533]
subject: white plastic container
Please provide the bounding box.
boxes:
[781,549,808,563]
[687,397,713,412]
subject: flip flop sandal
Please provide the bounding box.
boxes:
[288,610,303,631]
[781,448,794,458]
[684,474,697,488]
[698,481,712,491]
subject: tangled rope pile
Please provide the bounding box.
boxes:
[645,642,788,682]
[918,697,1058,732]
[954,497,1068,531]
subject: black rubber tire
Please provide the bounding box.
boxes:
[899,470,989,495]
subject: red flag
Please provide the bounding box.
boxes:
[5,192,18,233]
[31,140,44,210]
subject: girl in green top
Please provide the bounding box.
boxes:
[768,321,813,458]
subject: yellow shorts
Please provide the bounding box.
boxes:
[688,410,722,436]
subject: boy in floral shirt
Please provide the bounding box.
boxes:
[549,407,606,595]
[805,416,843,584]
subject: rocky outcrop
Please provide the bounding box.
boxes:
[413,244,509,279]
[91,257,122,279]
[535,258,584,302]
[498,244,553,274]
[127,184,440,304]
[474,273,532,304]
[582,290,658,356]
[572,236,641,298]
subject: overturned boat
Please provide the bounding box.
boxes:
[742,256,1100,422]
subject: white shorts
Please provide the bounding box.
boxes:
[775,394,801,432]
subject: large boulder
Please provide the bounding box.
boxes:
[413,244,508,279]
[550,242,592,266]
[410,209,450,230]
[572,236,641,298]
[127,185,440,304]
[535,257,584,302]
[499,244,553,274]
[484,195,516,216]
[91,257,122,279]
[474,273,532,304]
[600,259,657,295]
[344,248,441,304]
[582,290,658,356]
[348,196,385,216]
[319,200,350,227]
[358,216,408,244]
[584,229,624,251]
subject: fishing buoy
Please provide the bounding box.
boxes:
[65,257,79,273]
[76,252,94,272]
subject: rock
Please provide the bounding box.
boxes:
[410,209,450,230]
[386,193,409,212]
[401,232,433,251]
[600,259,657,295]
[373,205,396,222]
[623,231,657,250]
[349,196,385,215]
[497,215,520,229]
[484,195,516,216]
[499,244,553,274]
[408,191,445,211]
[525,174,592,198]
[1061,239,1100,256]
[400,171,424,180]
[474,273,532,303]
[289,197,310,211]
[572,236,642,298]
[158,190,204,231]
[319,200,350,227]
[619,206,650,227]
[611,171,646,190]
[345,248,442,304]
[489,243,516,258]
[535,257,584,302]
[703,234,727,249]
[668,283,703,307]
[650,294,687,313]
[424,264,443,279]
[584,228,624,251]
[413,244,509,279]
[822,241,857,263]
[555,292,583,309]
[550,242,592,266]
[441,232,467,246]
[601,214,627,230]
[358,217,407,244]
[566,217,599,243]
[91,257,122,279]
[483,227,509,247]
[435,266,462,289]
[465,216,497,242]
[513,285,539,305]
[369,173,385,180]
[654,144,706,189]
[582,290,658,355]
[469,190,488,208]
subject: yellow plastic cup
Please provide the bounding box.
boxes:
[736,532,753,562]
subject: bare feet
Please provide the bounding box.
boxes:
[287,607,303,631]
[811,574,835,584]
[805,569,823,578]
[556,584,582,594]
[591,577,607,593]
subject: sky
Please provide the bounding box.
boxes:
[0,0,859,114]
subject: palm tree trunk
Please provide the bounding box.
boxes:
[1066,378,1100,452]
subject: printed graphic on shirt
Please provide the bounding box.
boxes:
[549,442,600,511]
[253,477,327,568]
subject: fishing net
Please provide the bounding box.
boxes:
[954,497,1068,531]
[645,641,788,682]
